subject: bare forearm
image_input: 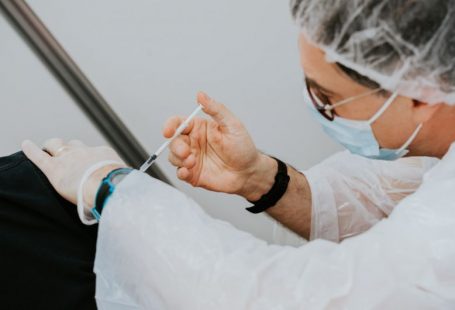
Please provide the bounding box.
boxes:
[265,165,312,239]
[239,154,312,240]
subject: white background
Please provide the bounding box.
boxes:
[0,0,340,242]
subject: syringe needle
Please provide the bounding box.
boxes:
[139,105,203,173]
[139,154,157,172]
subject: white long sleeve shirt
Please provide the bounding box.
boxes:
[272,151,438,246]
[89,145,455,309]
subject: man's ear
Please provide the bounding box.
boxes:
[412,100,443,123]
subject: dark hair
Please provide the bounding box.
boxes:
[336,63,381,90]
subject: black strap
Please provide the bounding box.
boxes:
[246,157,290,214]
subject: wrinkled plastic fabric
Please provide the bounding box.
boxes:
[291,0,455,105]
[272,151,438,244]
[94,146,455,309]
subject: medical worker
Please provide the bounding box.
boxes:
[22,0,455,308]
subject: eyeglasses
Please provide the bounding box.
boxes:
[306,83,383,121]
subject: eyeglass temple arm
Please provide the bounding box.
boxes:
[325,88,383,111]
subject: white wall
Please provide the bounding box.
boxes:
[0,0,341,242]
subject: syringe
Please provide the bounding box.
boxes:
[139,105,203,172]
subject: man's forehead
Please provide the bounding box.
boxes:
[298,34,342,91]
[298,33,368,94]
[299,34,336,81]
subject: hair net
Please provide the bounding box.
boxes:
[291,0,455,105]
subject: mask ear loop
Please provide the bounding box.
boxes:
[365,90,423,155]
[394,123,423,156]
[367,92,400,125]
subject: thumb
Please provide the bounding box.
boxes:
[197,91,237,128]
[21,140,52,175]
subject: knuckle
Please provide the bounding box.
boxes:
[176,136,188,146]
[181,135,191,144]
[169,139,179,150]
[168,154,181,166]
[218,103,227,112]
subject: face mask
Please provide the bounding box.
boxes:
[303,86,423,161]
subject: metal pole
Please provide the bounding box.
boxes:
[0,0,171,184]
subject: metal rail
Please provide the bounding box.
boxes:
[0,0,171,184]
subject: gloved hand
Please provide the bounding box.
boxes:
[21,139,126,206]
[163,92,275,201]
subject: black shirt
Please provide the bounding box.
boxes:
[0,151,97,309]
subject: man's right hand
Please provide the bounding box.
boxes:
[163,92,275,200]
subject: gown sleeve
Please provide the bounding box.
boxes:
[272,151,439,243]
[93,160,453,309]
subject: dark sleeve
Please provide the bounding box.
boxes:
[0,151,97,310]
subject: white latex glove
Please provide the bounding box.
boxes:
[21,139,127,207]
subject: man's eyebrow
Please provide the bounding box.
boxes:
[305,77,336,95]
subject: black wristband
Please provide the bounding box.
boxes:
[245,157,290,214]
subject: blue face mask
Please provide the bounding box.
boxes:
[303,86,423,161]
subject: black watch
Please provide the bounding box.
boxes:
[246,157,290,214]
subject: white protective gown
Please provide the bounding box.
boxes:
[272,151,439,246]
[90,146,455,309]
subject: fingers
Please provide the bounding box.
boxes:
[42,138,85,157]
[169,135,191,158]
[42,138,65,156]
[21,140,52,174]
[162,116,196,139]
[168,135,196,167]
[168,140,196,182]
[197,91,236,128]
[176,167,192,182]
[168,151,196,169]
[163,91,236,138]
